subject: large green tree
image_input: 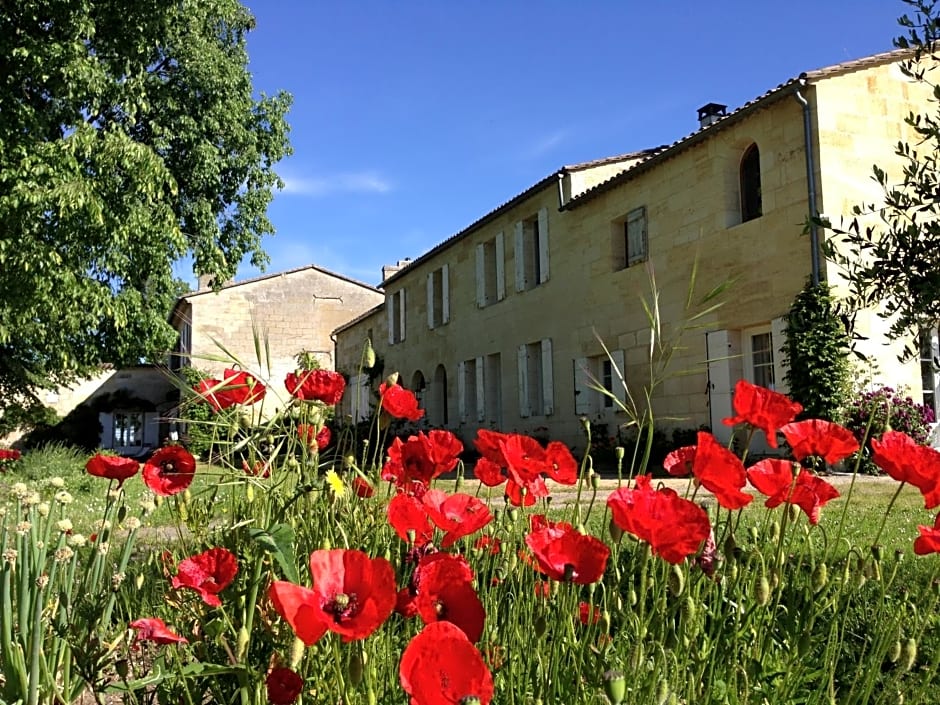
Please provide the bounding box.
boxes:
[0,0,291,414]
[825,0,940,350]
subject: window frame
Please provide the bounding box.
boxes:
[740,143,762,223]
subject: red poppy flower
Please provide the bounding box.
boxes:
[382,430,462,494]
[379,381,425,421]
[85,453,139,487]
[387,493,434,546]
[746,459,840,525]
[500,433,547,485]
[266,667,304,705]
[607,474,712,564]
[722,379,803,448]
[353,476,375,498]
[400,622,494,705]
[0,448,21,462]
[473,457,505,487]
[691,432,752,510]
[914,513,940,555]
[129,617,187,645]
[285,369,346,405]
[474,535,501,555]
[780,419,860,465]
[505,475,549,507]
[475,429,510,465]
[524,521,610,584]
[663,445,696,477]
[578,602,601,625]
[414,554,485,643]
[421,489,493,548]
[171,547,238,607]
[396,587,419,618]
[195,368,266,411]
[871,431,940,509]
[544,441,578,484]
[269,549,396,644]
[297,424,331,451]
[143,445,196,496]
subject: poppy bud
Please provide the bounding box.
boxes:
[235,626,250,661]
[602,669,626,705]
[385,372,400,387]
[591,473,600,490]
[627,588,638,607]
[455,475,464,492]
[406,529,416,545]
[238,413,252,430]
[748,526,759,543]
[135,573,144,590]
[290,637,305,669]
[654,679,670,705]
[768,520,780,543]
[812,563,828,593]
[348,652,364,686]
[321,536,332,550]
[508,508,519,522]
[286,457,299,470]
[602,609,612,632]
[871,544,883,561]
[366,687,377,705]
[115,659,129,679]
[608,518,624,543]
[755,575,771,606]
[888,639,902,663]
[726,562,738,582]
[364,339,376,369]
[680,596,696,629]
[459,697,482,705]
[788,504,799,523]
[117,504,127,523]
[534,615,548,638]
[797,630,812,657]
[615,446,624,461]
[508,551,518,572]
[900,638,917,672]
[723,533,737,559]
[246,484,254,504]
[668,565,685,597]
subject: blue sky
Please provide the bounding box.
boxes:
[221,0,906,288]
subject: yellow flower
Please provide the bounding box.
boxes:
[325,469,346,498]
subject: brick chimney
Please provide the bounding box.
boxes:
[382,258,413,283]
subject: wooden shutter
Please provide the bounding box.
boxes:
[514,222,525,292]
[495,231,506,301]
[573,357,592,414]
[426,273,435,328]
[771,317,789,394]
[442,265,450,323]
[475,356,485,422]
[475,244,486,307]
[399,288,406,341]
[541,338,554,416]
[538,207,550,283]
[517,345,530,418]
[457,360,467,422]
[387,295,395,344]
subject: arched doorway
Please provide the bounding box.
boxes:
[429,364,448,426]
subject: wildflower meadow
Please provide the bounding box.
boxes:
[3,355,940,705]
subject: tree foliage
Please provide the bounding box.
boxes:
[0,0,291,412]
[824,0,940,348]
[782,281,852,422]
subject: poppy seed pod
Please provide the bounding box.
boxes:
[655,679,671,705]
[608,518,624,543]
[364,339,376,369]
[602,669,626,705]
[614,446,624,461]
[668,565,685,597]
[534,614,548,638]
[888,639,903,663]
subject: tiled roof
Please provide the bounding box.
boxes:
[562,48,908,209]
[332,301,385,336]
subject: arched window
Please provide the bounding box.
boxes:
[740,143,762,222]
[429,364,448,426]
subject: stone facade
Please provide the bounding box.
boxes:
[334,49,937,453]
[170,265,384,405]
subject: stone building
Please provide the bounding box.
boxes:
[334,49,938,453]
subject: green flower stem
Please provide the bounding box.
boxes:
[871,481,906,551]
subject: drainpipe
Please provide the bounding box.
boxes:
[793,77,821,286]
[557,172,566,210]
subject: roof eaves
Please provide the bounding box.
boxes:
[563,48,907,210]
[380,169,564,288]
[332,301,386,336]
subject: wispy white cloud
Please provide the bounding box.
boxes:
[279,170,393,197]
[523,129,569,159]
